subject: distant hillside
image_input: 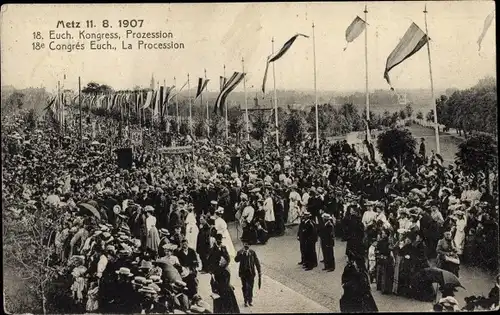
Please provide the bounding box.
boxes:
[175,87,456,114]
[1,87,51,118]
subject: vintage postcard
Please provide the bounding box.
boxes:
[1,2,497,314]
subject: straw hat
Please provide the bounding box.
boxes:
[215,207,224,214]
[113,205,121,214]
[115,267,134,277]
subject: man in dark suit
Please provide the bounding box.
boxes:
[419,138,426,158]
[175,239,199,298]
[302,211,318,271]
[320,213,335,271]
[207,234,230,274]
[234,241,262,307]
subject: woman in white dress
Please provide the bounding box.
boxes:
[214,207,236,258]
[185,205,199,250]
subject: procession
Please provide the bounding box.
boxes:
[2,2,498,314]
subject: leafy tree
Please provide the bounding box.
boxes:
[179,120,189,136]
[398,109,407,120]
[194,118,207,138]
[376,128,417,168]
[228,107,244,141]
[405,103,413,118]
[456,134,497,177]
[250,109,270,144]
[5,91,25,111]
[169,119,179,134]
[81,82,113,95]
[283,111,307,146]
[416,111,423,120]
[4,205,62,314]
[426,109,434,122]
[209,115,224,141]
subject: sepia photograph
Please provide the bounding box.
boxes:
[1,1,498,313]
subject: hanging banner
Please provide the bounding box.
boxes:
[158,146,193,154]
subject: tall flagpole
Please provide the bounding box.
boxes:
[205,69,210,137]
[424,4,440,154]
[188,73,192,135]
[364,5,371,141]
[175,76,180,133]
[272,38,279,150]
[313,22,319,150]
[243,57,249,142]
[78,76,82,147]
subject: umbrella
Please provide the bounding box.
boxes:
[78,203,101,220]
[417,267,464,289]
[91,140,100,145]
[45,194,61,206]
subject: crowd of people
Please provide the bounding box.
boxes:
[2,107,499,313]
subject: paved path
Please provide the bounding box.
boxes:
[197,222,496,313]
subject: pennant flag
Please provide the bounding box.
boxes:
[168,81,188,103]
[344,16,367,51]
[262,33,309,93]
[43,95,57,111]
[163,86,176,105]
[214,72,246,115]
[220,76,227,91]
[195,78,210,100]
[142,91,153,109]
[153,90,160,117]
[383,22,429,90]
[478,11,495,52]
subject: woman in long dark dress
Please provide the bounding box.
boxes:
[396,234,413,297]
[375,229,394,294]
[211,256,240,314]
[340,252,378,313]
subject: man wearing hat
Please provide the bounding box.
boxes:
[207,234,230,274]
[234,241,262,307]
[168,201,184,234]
[319,213,335,272]
[175,239,200,298]
[300,211,318,271]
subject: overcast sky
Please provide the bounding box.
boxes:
[1,2,496,93]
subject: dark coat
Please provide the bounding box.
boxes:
[211,268,240,314]
[340,261,378,313]
[207,245,230,274]
[234,249,261,278]
[175,247,199,271]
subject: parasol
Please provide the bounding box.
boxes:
[416,267,464,289]
[78,203,101,220]
[90,140,100,145]
[45,194,61,206]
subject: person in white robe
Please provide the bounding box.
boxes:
[453,210,467,255]
[263,191,275,234]
[185,206,199,250]
[288,184,302,225]
[214,207,236,258]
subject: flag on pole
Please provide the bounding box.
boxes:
[214,72,246,115]
[477,11,495,52]
[142,91,153,109]
[262,33,309,93]
[220,76,227,91]
[383,22,429,90]
[343,16,367,51]
[195,78,210,100]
